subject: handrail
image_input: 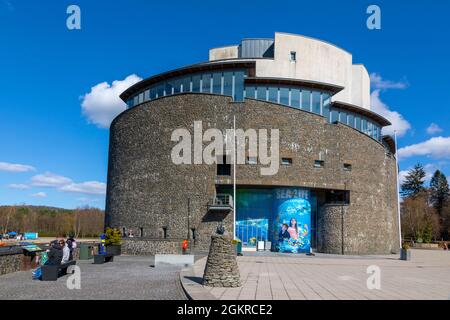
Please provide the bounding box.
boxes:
[208,194,233,207]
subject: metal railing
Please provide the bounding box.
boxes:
[208,194,233,210]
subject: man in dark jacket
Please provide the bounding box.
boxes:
[46,241,64,265]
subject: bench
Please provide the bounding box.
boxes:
[154,254,194,268]
[94,254,114,264]
[41,260,76,281]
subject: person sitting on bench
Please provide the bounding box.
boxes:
[60,239,70,264]
[32,239,64,279]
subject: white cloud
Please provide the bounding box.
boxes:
[370,73,408,90]
[426,123,443,135]
[81,74,142,128]
[398,170,408,185]
[31,192,47,198]
[8,184,30,190]
[371,90,411,137]
[60,181,106,195]
[398,136,450,160]
[77,197,103,203]
[0,162,35,172]
[31,172,73,187]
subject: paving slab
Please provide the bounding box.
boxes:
[181,249,450,300]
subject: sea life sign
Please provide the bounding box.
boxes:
[273,188,311,253]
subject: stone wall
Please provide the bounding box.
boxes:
[317,205,347,254]
[0,253,23,276]
[202,235,241,287]
[105,93,399,254]
[121,238,183,255]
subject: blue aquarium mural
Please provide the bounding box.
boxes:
[273,188,311,253]
[234,187,312,253]
[236,219,269,247]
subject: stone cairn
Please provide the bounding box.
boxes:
[202,234,241,287]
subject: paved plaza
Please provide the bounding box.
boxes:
[0,256,186,300]
[183,249,450,300]
[1,250,449,300]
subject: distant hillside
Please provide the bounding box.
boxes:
[0,205,104,238]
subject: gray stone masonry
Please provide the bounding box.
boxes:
[202,234,241,287]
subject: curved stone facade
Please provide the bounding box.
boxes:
[105,93,400,254]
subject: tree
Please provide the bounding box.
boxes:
[429,170,449,217]
[401,193,440,242]
[401,163,426,198]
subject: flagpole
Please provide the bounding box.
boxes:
[233,114,237,240]
[394,130,402,250]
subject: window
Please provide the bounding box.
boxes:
[139,227,144,237]
[281,158,293,166]
[192,74,201,92]
[361,118,367,133]
[256,86,267,100]
[203,73,212,93]
[291,88,300,108]
[339,111,347,125]
[343,163,352,171]
[348,113,355,127]
[122,227,127,237]
[223,71,233,96]
[314,160,324,168]
[355,116,361,130]
[325,190,350,205]
[268,87,278,103]
[234,71,245,101]
[150,86,157,100]
[162,227,168,239]
[367,121,373,137]
[165,81,173,96]
[217,155,231,176]
[322,93,331,121]
[191,228,196,240]
[212,72,221,94]
[301,90,311,111]
[245,86,256,99]
[280,87,289,105]
[312,91,321,114]
[156,83,164,98]
[290,51,296,61]
[330,109,339,123]
[181,76,191,93]
[246,156,257,165]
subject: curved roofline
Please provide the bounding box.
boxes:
[331,101,391,127]
[119,60,256,101]
[275,32,352,57]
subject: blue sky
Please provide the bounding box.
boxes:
[1,0,449,209]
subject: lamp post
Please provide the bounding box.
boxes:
[394,131,402,250]
[233,115,237,240]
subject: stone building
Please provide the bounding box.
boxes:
[105,32,400,255]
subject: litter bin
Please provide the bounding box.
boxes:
[236,241,242,255]
[79,244,93,260]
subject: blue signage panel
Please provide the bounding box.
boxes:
[273,188,311,253]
